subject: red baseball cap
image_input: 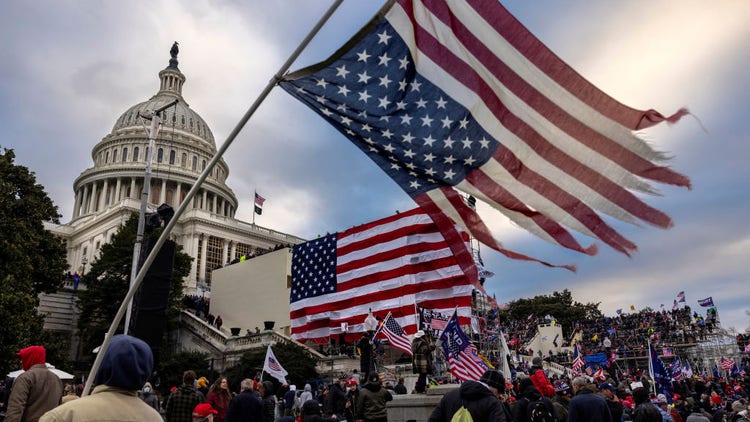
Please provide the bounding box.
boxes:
[193,403,218,418]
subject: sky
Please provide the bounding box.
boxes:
[2,1,749,333]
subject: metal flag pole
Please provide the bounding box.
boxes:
[82,0,344,396]
[124,99,178,335]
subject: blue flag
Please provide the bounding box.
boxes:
[649,343,673,398]
[697,297,714,307]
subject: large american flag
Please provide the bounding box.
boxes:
[440,310,487,381]
[290,208,473,343]
[280,0,690,267]
[377,312,413,356]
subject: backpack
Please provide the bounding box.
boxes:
[451,405,473,422]
[526,398,555,422]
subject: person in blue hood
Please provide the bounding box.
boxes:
[39,335,162,422]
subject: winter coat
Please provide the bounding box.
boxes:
[5,346,63,422]
[39,385,162,422]
[411,337,435,375]
[39,335,159,422]
[262,382,277,422]
[207,389,232,422]
[355,382,392,422]
[225,390,264,422]
[427,381,509,422]
[299,384,314,409]
[567,389,613,422]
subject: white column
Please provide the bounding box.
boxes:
[82,185,90,214]
[73,188,82,217]
[222,239,229,265]
[175,182,182,207]
[202,190,207,210]
[160,179,167,204]
[100,179,109,209]
[89,182,98,213]
[230,241,237,262]
[212,194,217,214]
[188,233,199,289]
[199,234,208,283]
[114,177,122,203]
[130,178,137,199]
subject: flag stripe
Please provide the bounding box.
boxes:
[461,0,689,132]
[290,208,474,342]
[419,189,578,270]
[423,0,689,184]
[460,172,597,254]
[407,0,681,190]
[377,312,414,356]
[408,17,679,229]
[394,3,673,240]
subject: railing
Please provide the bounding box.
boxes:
[181,310,228,350]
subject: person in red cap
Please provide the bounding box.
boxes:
[5,345,62,422]
[192,403,218,422]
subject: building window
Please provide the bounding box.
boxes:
[113,149,118,163]
[235,243,253,260]
[123,147,129,162]
[105,151,110,163]
[169,150,176,165]
[133,146,140,161]
[181,115,186,126]
[182,153,187,168]
[192,156,197,171]
[157,148,164,163]
[202,160,206,171]
[205,236,224,285]
[189,118,193,128]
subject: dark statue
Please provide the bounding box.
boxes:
[168,42,179,69]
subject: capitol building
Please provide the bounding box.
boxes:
[47,48,305,293]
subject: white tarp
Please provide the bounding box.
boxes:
[7,363,74,380]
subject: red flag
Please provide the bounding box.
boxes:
[376,312,413,356]
[289,208,474,343]
[280,0,689,268]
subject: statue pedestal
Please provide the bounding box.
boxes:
[386,384,458,422]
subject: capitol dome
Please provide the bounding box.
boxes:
[71,46,237,223]
[111,64,216,149]
[48,43,306,295]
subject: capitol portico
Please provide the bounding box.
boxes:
[47,46,305,293]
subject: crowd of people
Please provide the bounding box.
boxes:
[223,244,293,267]
[571,307,719,359]
[427,355,750,422]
